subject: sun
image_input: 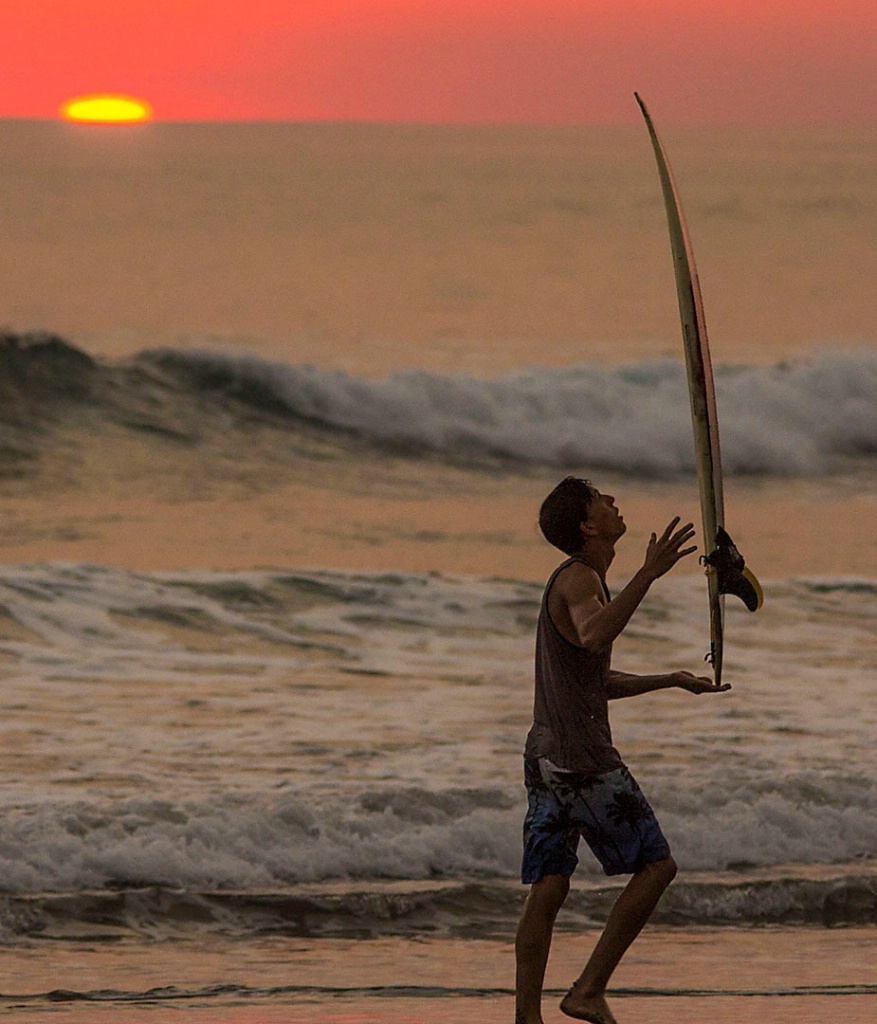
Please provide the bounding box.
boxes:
[61,93,154,125]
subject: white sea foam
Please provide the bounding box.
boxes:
[5,334,874,477]
[0,771,875,895]
[0,564,874,898]
[146,347,877,475]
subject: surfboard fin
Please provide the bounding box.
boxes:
[703,527,764,612]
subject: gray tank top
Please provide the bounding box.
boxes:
[524,557,624,773]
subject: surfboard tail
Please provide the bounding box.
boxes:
[703,527,764,612]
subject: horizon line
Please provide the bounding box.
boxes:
[1,113,871,132]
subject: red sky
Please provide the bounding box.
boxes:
[2,0,876,125]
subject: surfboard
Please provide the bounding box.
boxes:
[635,93,762,684]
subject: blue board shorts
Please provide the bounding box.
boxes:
[521,756,671,881]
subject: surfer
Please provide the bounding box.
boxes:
[514,476,730,1024]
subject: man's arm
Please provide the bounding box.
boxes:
[566,518,697,652]
[606,669,731,699]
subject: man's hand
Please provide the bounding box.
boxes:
[670,670,731,694]
[641,517,697,581]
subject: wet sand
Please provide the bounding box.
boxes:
[2,928,875,1022]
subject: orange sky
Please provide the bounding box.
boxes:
[2,0,876,125]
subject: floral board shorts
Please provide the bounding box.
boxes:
[521,755,671,882]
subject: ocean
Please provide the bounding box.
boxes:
[0,118,875,1022]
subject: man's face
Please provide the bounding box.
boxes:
[585,487,626,541]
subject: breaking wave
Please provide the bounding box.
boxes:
[2,870,876,942]
[1,332,874,477]
[1,771,875,901]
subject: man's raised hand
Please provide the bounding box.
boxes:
[641,517,697,580]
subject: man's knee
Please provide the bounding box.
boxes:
[644,855,677,888]
[526,873,571,918]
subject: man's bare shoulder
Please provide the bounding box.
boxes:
[552,560,605,604]
[547,561,608,645]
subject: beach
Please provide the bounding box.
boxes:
[0,119,874,1021]
[4,930,877,1021]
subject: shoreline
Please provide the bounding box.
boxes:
[3,928,875,1023]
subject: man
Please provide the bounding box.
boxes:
[515,476,730,1024]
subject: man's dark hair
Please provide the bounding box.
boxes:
[539,476,594,554]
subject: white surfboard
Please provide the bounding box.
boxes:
[635,93,762,683]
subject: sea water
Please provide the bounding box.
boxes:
[0,120,874,1010]
[0,556,874,927]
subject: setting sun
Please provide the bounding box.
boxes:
[61,93,154,125]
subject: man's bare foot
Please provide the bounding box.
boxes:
[559,987,618,1024]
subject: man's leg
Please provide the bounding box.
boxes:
[560,855,677,1023]
[514,873,570,1024]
